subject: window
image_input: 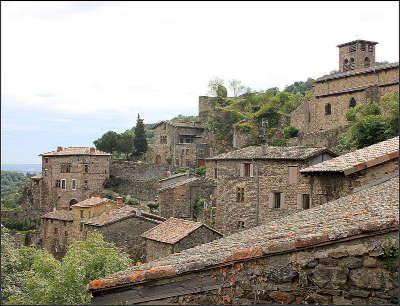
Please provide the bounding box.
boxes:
[45,157,49,163]
[325,103,332,115]
[160,135,167,144]
[236,187,244,202]
[244,163,251,177]
[360,43,366,51]
[44,169,49,176]
[240,163,253,177]
[84,164,89,173]
[214,167,218,179]
[288,166,299,184]
[348,44,356,52]
[237,221,245,230]
[302,194,310,209]
[273,192,282,209]
[364,57,370,68]
[72,179,77,190]
[61,179,66,190]
[55,180,61,187]
[54,228,58,235]
[179,135,194,144]
[61,163,71,173]
[350,58,355,70]
[368,45,374,52]
[349,97,357,108]
[343,59,349,71]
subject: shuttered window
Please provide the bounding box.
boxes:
[270,192,284,209]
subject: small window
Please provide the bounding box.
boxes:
[364,57,370,68]
[54,228,58,235]
[236,187,244,202]
[61,163,71,173]
[84,164,89,173]
[237,221,245,230]
[325,103,331,115]
[302,194,310,209]
[160,135,167,144]
[44,169,49,176]
[244,163,251,177]
[61,179,66,190]
[288,166,299,184]
[360,43,366,51]
[349,97,357,108]
[214,167,218,179]
[72,179,77,190]
[104,169,107,174]
[343,59,349,71]
[368,45,374,52]
[45,157,49,163]
[350,58,355,70]
[273,192,281,209]
[55,180,61,187]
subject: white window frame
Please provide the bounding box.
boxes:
[61,179,66,190]
[72,179,77,190]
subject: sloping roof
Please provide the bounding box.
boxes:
[42,210,74,222]
[152,120,204,130]
[89,176,399,292]
[159,176,217,192]
[336,39,378,47]
[301,137,399,175]
[40,147,111,156]
[141,218,218,244]
[72,197,110,208]
[206,145,333,161]
[84,206,165,227]
[316,62,399,82]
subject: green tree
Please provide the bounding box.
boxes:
[117,129,134,159]
[7,232,132,305]
[93,131,119,154]
[133,114,148,158]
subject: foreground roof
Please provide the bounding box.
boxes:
[84,206,165,227]
[89,176,399,292]
[42,210,73,222]
[72,197,110,208]
[301,137,399,175]
[206,145,333,161]
[40,147,111,156]
[316,62,399,82]
[141,218,220,244]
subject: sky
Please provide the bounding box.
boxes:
[1,1,399,164]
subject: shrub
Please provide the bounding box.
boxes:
[283,126,299,138]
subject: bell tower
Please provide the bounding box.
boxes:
[337,40,378,72]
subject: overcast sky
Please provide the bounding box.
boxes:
[1,1,399,164]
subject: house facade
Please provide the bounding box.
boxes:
[151,120,209,168]
[205,145,335,234]
[34,146,111,212]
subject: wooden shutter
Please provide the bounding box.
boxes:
[297,194,302,209]
[280,193,286,209]
[250,163,254,177]
[268,193,274,208]
[240,163,244,177]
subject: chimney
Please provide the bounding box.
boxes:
[90,147,96,153]
[57,146,63,152]
[116,196,124,207]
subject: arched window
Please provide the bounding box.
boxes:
[350,58,355,70]
[343,59,349,71]
[349,97,357,108]
[364,57,370,68]
[325,103,332,115]
[69,199,78,210]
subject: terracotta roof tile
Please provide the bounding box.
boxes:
[206,145,333,161]
[89,176,399,291]
[301,137,399,175]
[40,147,111,156]
[42,210,74,221]
[72,197,110,208]
[141,218,208,244]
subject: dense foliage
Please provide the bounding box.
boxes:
[336,92,399,153]
[1,171,28,210]
[2,231,132,305]
[132,114,148,158]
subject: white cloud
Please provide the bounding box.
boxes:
[1,1,399,116]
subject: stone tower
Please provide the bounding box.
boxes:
[337,40,377,72]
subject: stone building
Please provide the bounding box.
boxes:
[40,196,165,260]
[89,177,399,305]
[205,145,335,234]
[158,173,216,221]
[141,217,222,261]
[151,120,209,168]
[33,146,111,212]
[301,136,399,207]
[290,40,399,147]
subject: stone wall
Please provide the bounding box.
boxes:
[109,160,167,201]
[305,160,399,207]
[41,218,74,259]
[287,126,347,149]
[144,239,174,262]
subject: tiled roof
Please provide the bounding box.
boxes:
[301,137,399,175]
[152,120,204,130]
[336,39,378,47]
[72,197,109,208]
[40,147,111,156]
[141,218,211,244]
[84,206,165,227]
[42,210,74,222]
[159,176,216,192]
[89,176,399,292]
[316,62,399,82]
[206,145,333,161]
